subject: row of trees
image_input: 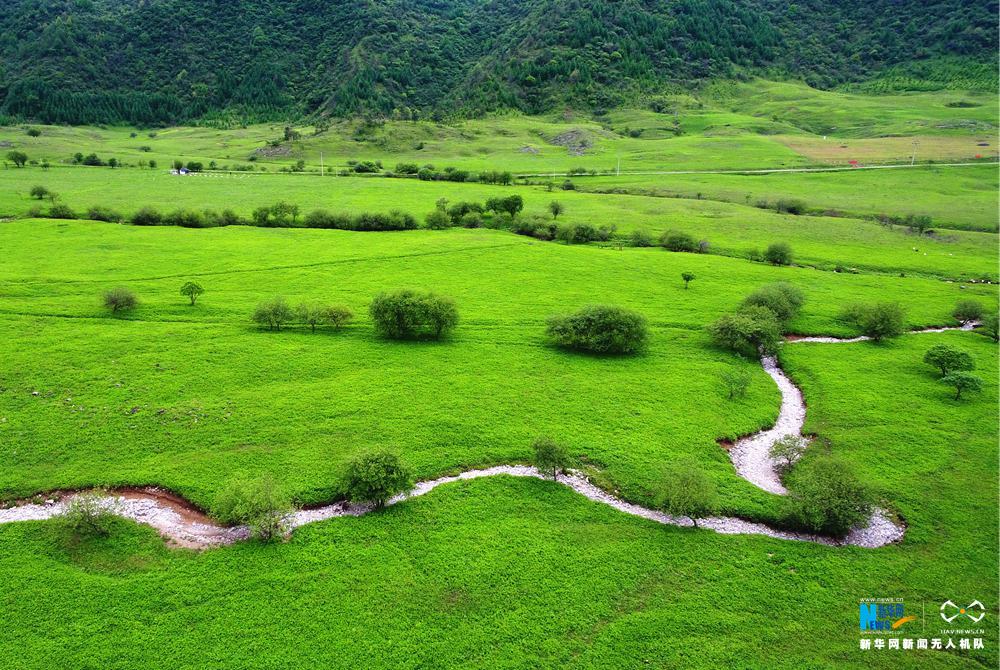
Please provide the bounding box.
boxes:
[252,297,353,332]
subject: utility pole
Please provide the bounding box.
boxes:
[910,140,919,166]
[616,157,620,176]
[320,152,324,176]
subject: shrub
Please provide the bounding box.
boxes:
[681,272,695,289]
[740,282,804,324]
[630,229,653,247]
[424,209,452,229]
[708,306,781,356]
[787,458,872,537]
[485,195,524,216]
[252,296,294,331]
[657,462,718,528]
[660,230,697,252]
[446,201,484,225]
[556,223,599,244]
[981,313,999,342]
[941,372,983,400]
[164,209,208,228]
[459,212,483,228]
[953,299,984,324]
[775,199,807,215]
[546,305,648,354]
[131,206,163,226]
[180,281,205,306]
[763,242,793,266]
[58,493,116,539]
[770,435,807,474]
[720,366,752,400]
[923,344,974,376]
[342,451,412,508]
[212,476,291,541]
[86,206,124,223]
[533,438,571,480]
[103,286,137,314]
[48,204,77,219]
[369,290,459,340]
[304,209,352,229]
[841,302,906,341]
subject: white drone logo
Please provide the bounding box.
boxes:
[940,600,986,624]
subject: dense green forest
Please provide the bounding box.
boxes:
[0,0,996,124]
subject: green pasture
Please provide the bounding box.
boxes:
[575,164,1000,233]
[0,169,996,280]
[0,322,994,669]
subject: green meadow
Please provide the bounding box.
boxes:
[0,78,997,668]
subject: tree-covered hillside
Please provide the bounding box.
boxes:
[0,0,995,124]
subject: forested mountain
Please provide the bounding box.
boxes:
[0,0,995,125]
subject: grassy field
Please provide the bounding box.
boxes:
[0,322,994,669]
[575,164,1000,233]
[1,169,996,280]
[0,80,994,175]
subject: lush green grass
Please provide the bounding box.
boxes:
[0,333,994,669]
[1,169,996,280]
[1,80,995,174]
[576,164,1000,233]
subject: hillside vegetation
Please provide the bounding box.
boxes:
[0,0,995,124]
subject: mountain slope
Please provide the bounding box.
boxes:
[0,0,995,124]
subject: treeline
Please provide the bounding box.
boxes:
[1,0,993,124]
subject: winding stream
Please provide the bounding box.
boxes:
[2,325,976,550]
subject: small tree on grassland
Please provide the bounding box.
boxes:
[252,296,294,331]
[787,458,872,537]
[323,305,354,330]
[923,344,974,376]
[720,366,752,400]
[212,476,291,541]
[681,272,695,289]
[941,372,983,400]
[342,451,413,508]
[29,185,49,200]
[103,287,137,314]
[533,438,571,480]
[770,435,807,474]
[708,306,781,357]
[841,302,906,342]
[763,242,793,266]
[657,462,718,528]
[740,283,805,324]
[180,281,204,306]
[953,300,983,325]
[6,150,27,167]
[548,201,564,219]
[981,314,999,343]
[546,305,648,354]
[58,492,117,540]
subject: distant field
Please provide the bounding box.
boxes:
[0,170,996,280]
[575,164,1000,232]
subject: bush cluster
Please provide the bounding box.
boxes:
[369,290,458,340]
[252,297,353,332]
[708,282,804,356]
[840,302,906,341]
[546,305,648,354]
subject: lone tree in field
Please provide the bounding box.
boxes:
[548,201,564,219]
[769,435,807,474]
[533,437,571,480]
[252,296,294,331]
[6,150,27,168]
[681,272,695,289]
[29,185,49,200]
[546,305,648,354]
[763,242,793,266]
[369,289,458,339]
[708,305,781,357]
[982,313,1000,343]
[103,287,137,314]
[953,299,983,325]
[342,451,413,509]
[941,372,983,400]
[720,365,752,400]
[841,302,906,342]
[180,281,204,306]
[923,344,975,377]
[657,462,718,528]
[212,475,291,542]
[787,458,872,537]
[740,282,805,325]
